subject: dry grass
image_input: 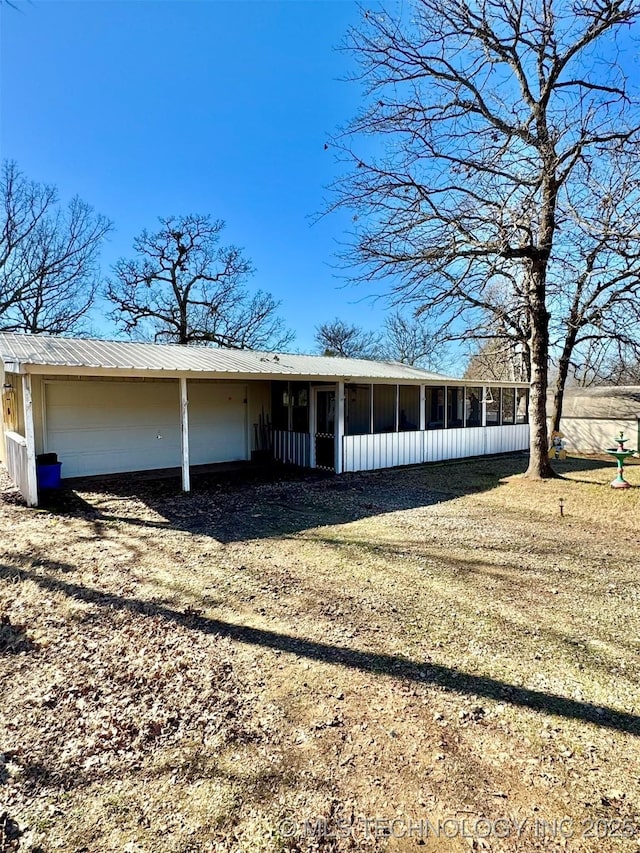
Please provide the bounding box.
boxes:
[1,453,640,852]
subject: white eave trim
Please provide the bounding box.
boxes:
[17,362,524,387]
[2,359,25,374]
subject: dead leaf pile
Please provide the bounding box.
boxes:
[1,587,257,813]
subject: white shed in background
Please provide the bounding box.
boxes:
[552,387,640,453]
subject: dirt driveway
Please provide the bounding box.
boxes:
[1,454,639,852]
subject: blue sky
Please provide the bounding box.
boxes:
[0,0,391,352]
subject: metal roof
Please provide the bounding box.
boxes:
[554,386,640,420]
[0,332,467,383]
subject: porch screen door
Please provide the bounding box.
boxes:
[315,388,335,471]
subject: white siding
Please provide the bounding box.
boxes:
[427,426,485,461]
[485,424,530,455]
[187,382,248,465]
[343,424,529,473]
[341,430,424,472]
[555,418,639,454]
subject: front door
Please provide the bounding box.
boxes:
[315,388,336,471]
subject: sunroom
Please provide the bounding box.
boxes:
[270,379,529,473]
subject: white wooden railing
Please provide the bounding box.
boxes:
[272,430,311,468]
[5,430,31,500]
[342,423,529,473]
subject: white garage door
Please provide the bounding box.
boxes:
[45,380,182,477]
[44,380,248,478]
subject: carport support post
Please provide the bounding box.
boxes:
[309,387,316,469]
[22,373,38,507]
[179,377,190,492]
[335,380,345,474]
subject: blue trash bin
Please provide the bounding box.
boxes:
[36,461,62,490]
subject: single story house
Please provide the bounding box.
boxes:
[1,332,530,506]
[552,386,640,454]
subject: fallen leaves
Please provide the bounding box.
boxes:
[2,457,640,852]
[0,614,33,655]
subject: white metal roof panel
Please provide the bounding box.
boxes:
[551,386,640,420]
[0,332,463,383]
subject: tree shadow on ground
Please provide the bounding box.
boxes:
[1,558,638,737]
[553,453,640,485]
[27,452,601,544]
[0,613,36,654]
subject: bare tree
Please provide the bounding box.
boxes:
[383,310,445,370]
[0,161,110,334]
[315,317,383,358]
[106,215,294,350]
[328,0,640,478]
[1,162,54,318]
[464,339,528,383]
[597,352,640,386]
[567,339,640,387]
[6,198,109,335]
[547,163,640,430]
[445,171,640,396]
[463,166,640,416]
[315,310,445,368]
[452,161,640,415]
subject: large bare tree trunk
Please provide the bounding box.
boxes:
[525,270,555,479]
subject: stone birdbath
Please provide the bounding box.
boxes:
[606,431,636,489]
